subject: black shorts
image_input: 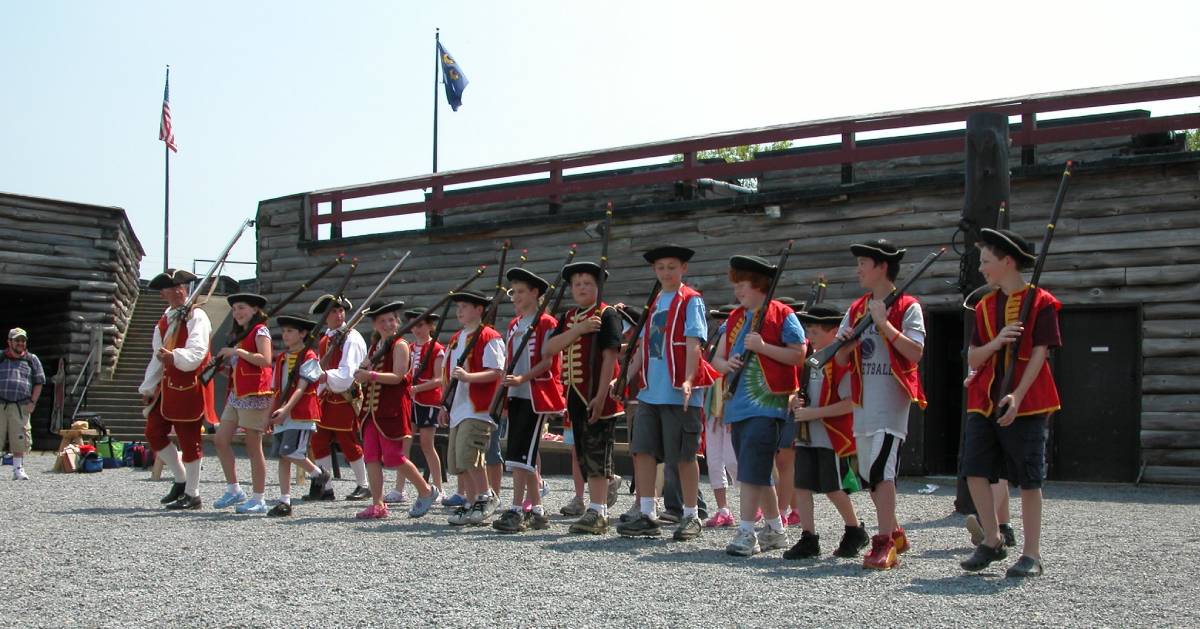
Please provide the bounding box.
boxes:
[503,397,545,472]
[568,391,615,479]
[413,404,438,429]
[794,446,857,494]
[961,412,1049,490]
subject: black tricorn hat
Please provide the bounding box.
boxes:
[449,290,491,307]
[506,267,550,294]
[643,244,695,264]
[979,228,1036,265]
[618,305,644,327]
[708,304,738,320]
[404,307,441,322]
[775,296,797,307]
[227,293,267,309]
[798,304,844,326]
[276,314,317,331]
[729,255,777,278]
[850,239,906,262]
[148,268,197,290]
[309,294,352,315]
[561,261,608,282]
[366,300,405,317]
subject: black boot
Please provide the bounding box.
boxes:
[833,521,871,558]
[344,485,370,501]
[784,530,821,560]
[160,481,186,505]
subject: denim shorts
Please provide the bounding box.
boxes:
[730,416,784,486]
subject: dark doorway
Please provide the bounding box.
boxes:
[0,286,72,450]
[921,307,966,476]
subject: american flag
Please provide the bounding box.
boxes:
[159,67,177,152]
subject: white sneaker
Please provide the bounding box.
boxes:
[383,489,408,504]
[726,529,761,556]
[758,527,790,552]
[13,468,29,481]
[484,493,500,519]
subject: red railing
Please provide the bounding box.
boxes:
[307,76,1200,238]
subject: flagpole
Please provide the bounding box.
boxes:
[163,65,171,273]
[433,28,440,174]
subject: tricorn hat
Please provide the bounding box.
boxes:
[643,244,695,264]
[276,314,317,331]
[798,304,844,326]
[561,261,608,282]
[449,290,491,308]
[729,255,777,278]
[227,293,267,309]
[404,307,441,322]
[365,300,405,317]
[148,268,197,290]
[979,228,1036,265]
[310,294,352,315]
[506,267,550,294]
[850,239,906,263]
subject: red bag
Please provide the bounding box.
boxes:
[78,444,97,456]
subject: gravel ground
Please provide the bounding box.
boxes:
[2,453,1198,628]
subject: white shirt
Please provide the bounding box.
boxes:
[318,328,366,395]
[139,306,212,397]
[838,303,925,439]
[447,328,505,428]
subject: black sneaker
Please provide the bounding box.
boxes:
[160,481,186,505]
[569,509,610,535]
[784,530,821,560]
[1005,554,1043,578]
[960,542,1008,572]
[833,522,871,558]
[267,502,293,517]
[526,510,550,531]
[318,487,336,501]
[166,494,202,510]
[999,523,1017,548]
[616,513,662,537]
[492,510,526,533]
[672,515,703,541]
[344,485,371,501]
[306,475,323,499]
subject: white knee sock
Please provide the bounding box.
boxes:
[315,455,333,472]
[183,460,201,497]
[350,458,367,486]
[158,443,186,481]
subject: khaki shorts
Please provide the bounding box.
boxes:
[221,402,271,432]
[1,402,32,454]
[447,418,493,475]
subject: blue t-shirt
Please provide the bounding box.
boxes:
[637,289,709,407]
[718,309,805,422]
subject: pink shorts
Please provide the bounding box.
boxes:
[362,421,407,468]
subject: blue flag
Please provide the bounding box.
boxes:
[437,42,468,111]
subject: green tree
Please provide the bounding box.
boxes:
[670,141,793,191]
[1187,128,1199,151]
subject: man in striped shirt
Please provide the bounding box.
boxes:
[1,328,45,480]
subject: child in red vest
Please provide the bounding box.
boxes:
[785,304,870,559]
[834,240,926,570]
[309,294,370,501]
[404,307,447,499]
[265,316,330,517]
[960,228,1061,578]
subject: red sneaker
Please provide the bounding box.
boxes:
[892,528,910,555]
[355,503,389,520]
[863,533,899,570]
[785,510,802,527]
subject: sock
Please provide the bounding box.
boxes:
[252,492,264,502]
[509,504,522,512]
[158,443,185,480]
[588,502,605,516]
[349,457,368,486]
[183,460,201,497]
[280,494,291,505]
[12,455,23,470]
[739,520,755,534]
[226,482,241,494]
[531,504,545,516]
[767,516,785,533]
[683,505,698,519]
[307,468,322,480]
[719,507,731,516]
[477,493,490,503]
[640,497,656,517]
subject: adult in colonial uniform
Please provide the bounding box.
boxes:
[310,294,369,500]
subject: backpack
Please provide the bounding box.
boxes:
[96,437,125,468]
[79,451,103,473]
[123,442,152,468]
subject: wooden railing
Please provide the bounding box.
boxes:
[306,76,1200,239]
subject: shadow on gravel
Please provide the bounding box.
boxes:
[901,574,1023,596]
[48,506,158,517]
[898,513,962,532]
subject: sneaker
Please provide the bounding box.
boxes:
[447,505,471,526]
[306,474,323,499]
[833,522,871,559]
[965,514,985,546]
[673,515,703,542]
[383,489,408,504]
[704,511,735,528]
[166,494,202,510]
[618,503,643,523]
[484,494,501,519]
[891,528,910,555]
[784,510,801,528]
[344,485,371,501]
[539,479,550,499]
[409,486,441,518]
[616,513,662,538]
[467,499,491,525]
[559,495,585,517]
[783,530,820,560]
[213,489,247,509]
[757,526,789,551]
[526,510,550,531]
[267,502,293,517]
[726,529,761,557]
[658,511,682,525]
[999,523,1017,548]
[960,542,1007,572]
[160,481,186,504]
[442,493,467,508]
[12,468,29,481]
[235,498,267,514]
[569,509,610,535]
[606,475,623,508]
[1005,554,1044,578]
[318,487,336,501]
[355,503,389,520]
[492,509,527,533]
[863,533,899,570]
[310,468,332,496]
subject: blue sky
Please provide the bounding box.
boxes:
[2,1,1197,279]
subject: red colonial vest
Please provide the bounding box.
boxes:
[272,348,320,421]
[561,303,623,418]
[361,336,413,439]
[966,286,1062,417]
[410,339,445,408]
[847,293,927,409]
[723,300,801,395]
[816,360,856,457]
[316,333,361,431]
[506,313,567,414]
[156,314,216,423]
[232,323,273,398]
[443,325,502,415]
[637,284,720,391]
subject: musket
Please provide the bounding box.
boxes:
[200,255,347,384]
[586,204,614,402]
[319,252,412,369]
[392,264,489,372]
[994,161,1073,411]
[807,247,947,370]
[442,241,511,410]
[724,240,795,400]
[143,219,254,418]
[795,273,827,445]
[611,280,661,402]
[488,244,578,421]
